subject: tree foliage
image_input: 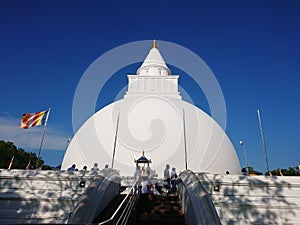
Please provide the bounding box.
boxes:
[241,166,300,176]
[0,140,51,170]
[268,167,300,176]
[247,167,263,175]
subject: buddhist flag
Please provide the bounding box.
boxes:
[20,109,49,129]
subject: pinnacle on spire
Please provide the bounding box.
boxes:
[152,39,157,48]
[136,39,171,75]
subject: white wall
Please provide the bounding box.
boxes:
[198,173,300,224]
[0,169,97,224]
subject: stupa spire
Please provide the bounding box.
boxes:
[136,39,171,75]
[152,39,157,48]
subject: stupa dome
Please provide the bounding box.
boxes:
[61,41,241,176]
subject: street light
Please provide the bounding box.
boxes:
[65,138,71,151]
[239,140,249,175]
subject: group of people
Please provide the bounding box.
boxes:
[139,174,154,215]
[135,164,178,216]
[67,162,109,172]
[164,164,178,195]
[133,165,154,216]
[134,164,178,195]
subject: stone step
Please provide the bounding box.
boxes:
[132,195,186,225]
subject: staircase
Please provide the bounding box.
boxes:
[132,195,186,225]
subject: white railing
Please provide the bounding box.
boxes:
[98,179,139,225]
[177,170,221,225]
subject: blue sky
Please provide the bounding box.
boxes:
[0,0,299,173]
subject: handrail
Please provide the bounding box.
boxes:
[98,179,139,225]
[177,170,221,225]
[115,190,138,225]
[68,170,121,224]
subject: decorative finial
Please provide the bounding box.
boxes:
[142,150,145,155]
[152,39,157,48]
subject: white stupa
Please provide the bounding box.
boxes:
[61,40,241,176]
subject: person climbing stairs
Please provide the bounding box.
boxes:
[130,194,186,225]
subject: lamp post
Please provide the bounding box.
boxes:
[239,141,249,175]
[65,138,71,151]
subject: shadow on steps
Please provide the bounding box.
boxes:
[130,195,186,225]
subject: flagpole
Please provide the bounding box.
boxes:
[36,107,51,169]
[257,109,270,174]
[26,160,31,170]
[8,156,14,170]
[183,109,188,170]
[111,109,120,169]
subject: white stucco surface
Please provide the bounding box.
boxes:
[61,95,241,177]
[62,42,241,176]
[1,170,299,224]
[198,173,300,224]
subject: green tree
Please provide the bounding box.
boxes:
[267,166,300,176]
[0,140,51,170]
[244,166,262,175]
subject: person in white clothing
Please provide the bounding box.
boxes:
[91,163,99,173]
[163,164,170,190]
[170,167,178,194]
[67,164,76,171]
[139,176,153,215]
[133,166,141,194]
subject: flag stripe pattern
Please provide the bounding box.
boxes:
[20,110,49,129]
